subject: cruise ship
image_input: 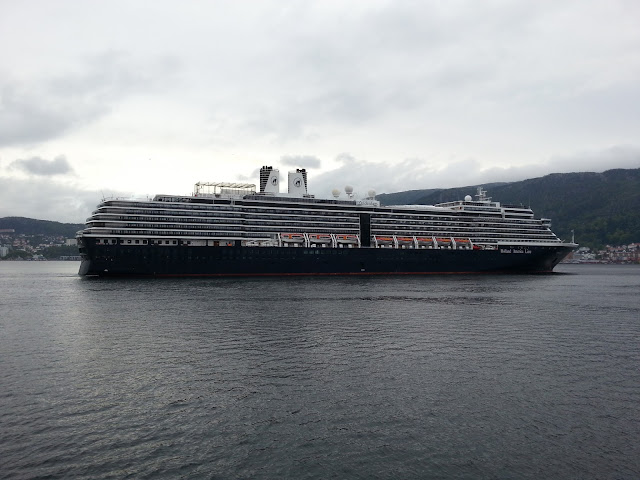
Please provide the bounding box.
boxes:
[77,166,576,276]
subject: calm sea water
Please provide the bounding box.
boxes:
[1,262,639,479]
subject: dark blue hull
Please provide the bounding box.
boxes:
[79,241,574,276]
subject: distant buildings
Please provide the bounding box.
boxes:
[0,231,79,260]
[566,243,640,264]
[601,243,640,263]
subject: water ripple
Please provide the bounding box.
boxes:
[1,263,639,479]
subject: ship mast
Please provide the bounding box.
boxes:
[475,187,491,202]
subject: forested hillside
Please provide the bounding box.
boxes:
[0,217,83,238]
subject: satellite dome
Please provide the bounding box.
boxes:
[345,185,353,195]
[464,195,472,202]
[331,188,340,198]
[368,189,376,198]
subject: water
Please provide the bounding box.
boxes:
[1,262,639,479]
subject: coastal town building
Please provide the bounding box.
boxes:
[0,231,79,260]
[565,243,640,264]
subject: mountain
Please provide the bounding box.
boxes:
[377,182,509,206]
[375,189,442,206]
[0,217,83,238]
[378,168,640,249]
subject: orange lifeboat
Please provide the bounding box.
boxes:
[309,234,332,244]
[336,234,359,244]
[280,233,305,243]
[374,236,394,245]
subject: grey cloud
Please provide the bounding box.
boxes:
[311,155,438,198]
[236,168,263,183]
[0,175,128,223]
[0,52,181,146]
[10,155,74,176]
[1,145,637,224]
[547,145,640,174]
[1,0,638,202]
[214,1,639,145]
[335,153,358,165]
[280,155,321,169]
[309,146,640,199]
[476,145,640,185]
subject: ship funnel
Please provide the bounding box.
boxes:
[260,166,280,193]
[288,169,308,196]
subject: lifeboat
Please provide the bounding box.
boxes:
[280,233,305,243]
[336,234,359,244]
[415,237,434,244]
[373,236,394,246]
[454,238,472,249]
[415,237,435,248]
[396,237,414,243]
[308,234,332,245]
[436,237,452,243]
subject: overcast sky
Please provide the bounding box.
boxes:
[1,0,639,222]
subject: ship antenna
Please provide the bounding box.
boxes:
[571,229,575,244]
[476,186,488,202]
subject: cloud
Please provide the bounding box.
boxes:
[1,0,639,220]
[280,155,321,169]
[0,52,181,146]
[0,145,637,223]
[311,154,459,198]
[477,145,640,184]
[200,1,631,144]
[0,175,129,223]
[9,155,74,176]
[308,146,640,199]
[547,145,640,173]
